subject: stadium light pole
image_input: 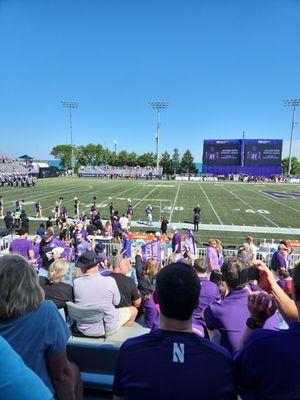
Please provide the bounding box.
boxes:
[283,99,300,175]
[149,101,169,169]
[114,140,117,153]
[61,101,79,173]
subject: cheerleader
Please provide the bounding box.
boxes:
[62,206,68,219]
[54,197,63,219]
[74,197,80,219]
[0,196,3,217]
[35,201,42,218]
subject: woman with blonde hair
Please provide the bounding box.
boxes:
[39,259,73,310]
[0,254,82,399]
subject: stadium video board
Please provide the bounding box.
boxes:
[244,139,282,166]
[202,140,241,165]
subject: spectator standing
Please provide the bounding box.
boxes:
[119,213,130,231]
[36,223,46,238]
[245,236,257,264]
[160,215,169,235]
[271,243,289,272]
[204,257,280,353]
[234,261,300,399]
[171,227,182,261]
[20,210,30,232]
[193,210,200,231]
[122,231,131,259]
[103,220,113,237]
[205,239,219,272]
[9,227,35,261]
[113,262,235,400]
[4,210,14,231]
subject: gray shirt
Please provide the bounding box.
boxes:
[74,273,121,335]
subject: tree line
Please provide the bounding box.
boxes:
[51,144,197,174]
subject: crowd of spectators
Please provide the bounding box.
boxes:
[78,164,163,178]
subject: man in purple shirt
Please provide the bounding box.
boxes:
[113,262,236,400]
[39,229,69,259]
[205,238,219,272]
[9,227,35,261]
[204,257,280,353]
[234,261,300,399]
[171,227,182,261]
[271,243,288,272]
[121,231,131,259]
[192,259,221,336]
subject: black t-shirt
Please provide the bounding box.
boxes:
[110,272,140,308]
[39,277,74,309]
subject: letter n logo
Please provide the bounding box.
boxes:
[173,343,184,363]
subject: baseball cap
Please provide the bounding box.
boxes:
[75,251,100,269]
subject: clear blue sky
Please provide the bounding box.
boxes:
[0,0,300,161]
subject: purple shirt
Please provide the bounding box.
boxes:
[234,323,300,399]
[39,236,69,258]
[10,238,34,260]
[143,294,159,329]
[205,246,219,272]
[113,329,235,400]
[271,251,287,271]
[73,273,120,335]
[204,287,280,353]
[172,232,182,254]
[123,237,131,258]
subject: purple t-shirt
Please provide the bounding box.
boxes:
[113,329,235,400]
[172,233,182,254]
[73,273,120,335]
[205,246,219,272]
[234,323,300,399]
[10,238,34,260]
[39,236,69,258]
[271,251,287,271]
[123,237,131,258]
[204,287,280,353]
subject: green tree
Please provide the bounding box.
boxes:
[137,152,156,167]
[180,149,196,173]
[281,156,300,175]
[171,148,180,174]
[127,151,138,166]
[160,151,173,174]
[51,145,72,169]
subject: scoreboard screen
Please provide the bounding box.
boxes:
[203,140,241,165]
[244,140,282,166]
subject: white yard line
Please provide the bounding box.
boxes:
[198,183,223,225]
[254,189,300,214]
[133,185,162,210]
[222,186,279,227]
[169,183,181,224]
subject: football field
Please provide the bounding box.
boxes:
[1,177,300,246]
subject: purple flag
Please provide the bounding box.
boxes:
[185,229,196,255]
[142,239,161,267]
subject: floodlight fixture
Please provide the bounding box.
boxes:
[283,98,300,175]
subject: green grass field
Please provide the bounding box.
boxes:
[1,177,300,247]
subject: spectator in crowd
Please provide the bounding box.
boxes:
[160,215,169,235]
[271,243,289,272]
[0,254,82,399]
[110,258,140,322]
[210,269,227,298]
[216,239,224,266]
[75,233,92,259]
[103,220,113,237]
[39,229,69,259]
[112,215,121,241]
[36,223,46,238]
[0,335,52,400]
[32,235,42,270]
[119,213,130,231]
[245,236,257,264]
[4,210,14,231]
[234,260,300,399]
[121,231,131,259]
[237,243,251,264]
[20,210,30,232]
[113,262,236,399]
[171,227,182,261]
[277,268,293,297]
[204,257,280,353]
[39,259,74,311]
[9,227,35,261]
[192,259,221,336]
[46,216,53,229]
[73,251,132,337]
[205,238,219,272]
